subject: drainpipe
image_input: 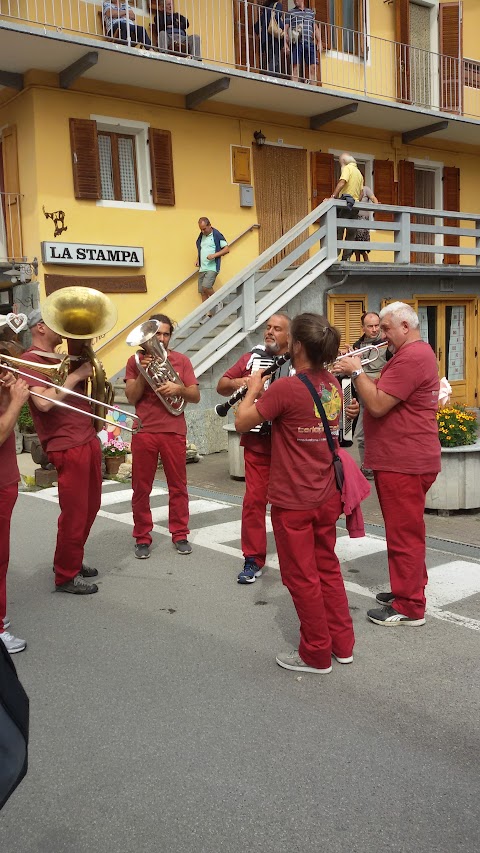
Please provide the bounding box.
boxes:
[323,274,349,315]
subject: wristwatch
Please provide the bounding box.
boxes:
[351,368,364,379]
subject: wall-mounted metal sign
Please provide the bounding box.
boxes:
[41,242,144,267]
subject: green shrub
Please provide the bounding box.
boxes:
[17,403,36,434]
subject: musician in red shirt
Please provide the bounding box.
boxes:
[235,312,354,673]
[336,302,441,626]
[0,324,30,653]
[217,314,290,584]
[125,314,199,560]
[22,310,102,595]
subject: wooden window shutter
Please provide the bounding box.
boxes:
[311,151,334,212]
[373,160,395,222]
[69,118,101,200]
[397,160,415,207]
[149,128,175,206]
[311,0,331,49]
[328,296,366,348]
[1,125,22,259]
[443,165,460,265]
[439,2,463,113]
[395,0,411,103]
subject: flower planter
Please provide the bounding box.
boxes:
[425,438,480,511]
[104,455,126,476]
[22,433,38,454]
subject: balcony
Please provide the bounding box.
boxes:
[0,1,479,144]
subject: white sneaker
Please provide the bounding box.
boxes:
[0,630,27,654]
[276,650,332,674]
[3,616,10,630]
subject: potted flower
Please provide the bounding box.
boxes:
[102,436,130,476]
[426,405,480,512]
[17,403,37,453]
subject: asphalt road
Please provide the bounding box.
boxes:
[2,483,480,853]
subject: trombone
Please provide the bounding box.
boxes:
[334,340,389,366]
[0,353,142,434]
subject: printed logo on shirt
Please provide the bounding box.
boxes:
[296,383,341,442]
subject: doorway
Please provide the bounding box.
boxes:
[409,1,433,108]
[253,145,308,269]
[417,298,476,404]
[413,166,436,264]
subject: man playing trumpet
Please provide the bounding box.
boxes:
[125,314,199,560]
[22,309,102,595]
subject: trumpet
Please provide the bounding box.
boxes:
[215,352,290,418]
[335,340,389,366]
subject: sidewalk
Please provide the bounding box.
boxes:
[17,446,480,549]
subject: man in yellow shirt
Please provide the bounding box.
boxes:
[331,152,364,262]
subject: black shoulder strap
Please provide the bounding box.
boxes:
[297,373,336,455]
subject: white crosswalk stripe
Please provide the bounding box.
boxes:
[24,481,480,630]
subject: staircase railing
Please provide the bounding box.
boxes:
[96,223,260,354]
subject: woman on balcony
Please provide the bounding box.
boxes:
[254,1,289,77]
[102,1,152,48]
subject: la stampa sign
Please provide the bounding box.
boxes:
[41,241,144,267]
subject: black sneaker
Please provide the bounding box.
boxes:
[174,539,192,555]
[53,564,98,578]
[367,606,425,627]
[56,575,98,595]
[375,591,395,605]
[237,559,262,584]
[134,543,151,560]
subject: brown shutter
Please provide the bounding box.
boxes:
[311,152,334,213]
[149,128,175,206]
[443,165,460,265]
[311,0,331,49]
[439,2,463,113]
[395,0,411,103]
[398,160,415,207]
[373,159,395,222]
[1,125,22,259]
[328,296,366,348]
[69,118,101,200]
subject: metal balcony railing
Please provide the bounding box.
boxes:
[0,193,23,262]
[0,1,477,120]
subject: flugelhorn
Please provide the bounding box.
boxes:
[215,352,290,418]
[334,340,389,366]
[126,320,186,416]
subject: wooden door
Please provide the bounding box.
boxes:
[253,145,308,269]
[395,0,411,103]
[417,297,475,404]
[439,1,463,113]
[1,126,22,260]
[413,168,436,264]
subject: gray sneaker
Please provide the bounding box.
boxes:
[3,616,10,631]
[0,630,27,654]
[174,539,192,555]
[56,575,98,595]
[275,650,332,674]
[134,543,151,559]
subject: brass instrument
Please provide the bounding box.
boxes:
[41,286,118,423]
[126,320,186,416]
[334,340,389,366]
[0,351,70,385]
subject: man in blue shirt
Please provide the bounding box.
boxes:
[288,0,321,83]
[195,217,229,317]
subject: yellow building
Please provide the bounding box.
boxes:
[0,0,479,447]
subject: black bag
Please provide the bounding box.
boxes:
[297,374,344,491]
[0,638,29,811]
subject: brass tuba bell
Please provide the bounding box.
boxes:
[41,286,118,421]
[126,320,186,416]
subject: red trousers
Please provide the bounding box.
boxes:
[48,438,102,585]
[271,491,355,670]
[0,483,18,625]
[375,470,437,619]
[241,447,271,568]
[132,431,189,545]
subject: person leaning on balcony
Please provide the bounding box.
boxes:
[335,302,441,628]
[328,153,364,262]
[287,0,321,84]
[153,0,201,59]
[125,314,200,560]
[254,1,289,77]
[102,1,152,48]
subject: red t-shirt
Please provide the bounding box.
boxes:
[256,370,342,509]
[125,350,197,435]
[364,340,441,474]
[22,347,97,452]
[0,399,20,489]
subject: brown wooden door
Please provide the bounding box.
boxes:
[413,167,436,264]
[253,145,308,269]
[439,1,463,113]
[395,0,411,103]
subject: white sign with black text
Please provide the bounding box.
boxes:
[41,242,144,267]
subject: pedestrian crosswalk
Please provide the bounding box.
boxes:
[25,480,480,631]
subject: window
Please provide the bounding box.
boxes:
[98,132,139,202]
[328,295,366,348]
[464,59,480,89]
[327,0,365,55]
[69,117,175,208]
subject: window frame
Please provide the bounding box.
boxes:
[98,129,140,203]
[324,0,370,64]
[90,114,155,211]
